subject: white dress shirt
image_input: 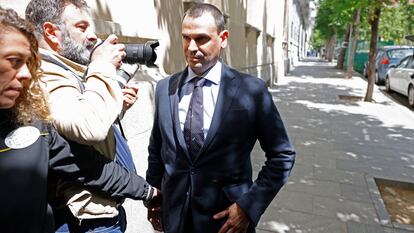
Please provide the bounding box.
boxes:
[179,61,222,139]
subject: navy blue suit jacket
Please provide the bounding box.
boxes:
[146,63,295,233]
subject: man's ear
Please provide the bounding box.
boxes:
[43,22,61,51]
[219,30,229,49]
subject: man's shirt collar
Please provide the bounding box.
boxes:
[186,61,222,85]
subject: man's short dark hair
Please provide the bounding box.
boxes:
[25,0,88,38]
[183,3,226,33]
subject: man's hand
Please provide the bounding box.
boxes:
[213,203,250,233]
[147,206,163,231]
[91,34,126,69]
[144,188,163,231]
[122,85,138,111]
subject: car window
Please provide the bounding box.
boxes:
[407,57,414,69]
[397,56,410,68]
[387,49,413,59]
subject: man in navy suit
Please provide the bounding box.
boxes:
[145,3,295,233]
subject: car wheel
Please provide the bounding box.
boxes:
[408,85,414,107]
[385,76,392,92]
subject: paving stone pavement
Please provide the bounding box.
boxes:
[256,59,414,233]
[121,59,414,232]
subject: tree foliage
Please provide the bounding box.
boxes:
[379,0,414,44]
[314,0,414,46]
[314,0,364,41]
[313,0,413,101]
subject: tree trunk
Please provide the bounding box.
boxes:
[337,24,352,69]
[365,5,381,102]
[325,35,336,62]
[346,9,361,79]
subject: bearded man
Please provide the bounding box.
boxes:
[25,0,156,232]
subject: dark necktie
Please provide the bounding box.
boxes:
[183,77,205,160]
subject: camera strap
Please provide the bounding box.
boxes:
[40,52,85,93]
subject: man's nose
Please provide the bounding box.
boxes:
[87,29,98,42]
[188,39,198,52]
[16,64,32,81]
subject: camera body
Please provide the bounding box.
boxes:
[123,41,159,67]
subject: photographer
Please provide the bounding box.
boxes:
[25,0,149,232]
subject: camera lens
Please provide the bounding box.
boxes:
[123,41,159,67]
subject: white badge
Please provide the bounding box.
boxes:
[5,126,41,149]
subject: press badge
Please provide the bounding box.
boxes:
[5,126,41,149]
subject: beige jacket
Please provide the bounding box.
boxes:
[39,49,123,219]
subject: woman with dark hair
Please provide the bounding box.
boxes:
[0,7,159,233]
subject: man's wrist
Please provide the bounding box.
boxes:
[145,185,157,201]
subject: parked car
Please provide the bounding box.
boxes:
[385,55,414,107]
[363,46,414,85]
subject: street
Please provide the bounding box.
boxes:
[381,88,414,111]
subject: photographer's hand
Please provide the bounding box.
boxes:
[122,85,138,111]
[91,34,126,69]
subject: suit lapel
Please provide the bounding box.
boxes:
[168,70,191,160]
[195,64,241,161]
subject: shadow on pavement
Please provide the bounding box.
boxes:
[254,61,414,233]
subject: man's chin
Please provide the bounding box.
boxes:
[190,63,202,68]
[189,63,205,74]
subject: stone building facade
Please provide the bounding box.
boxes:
[2,0,315,85]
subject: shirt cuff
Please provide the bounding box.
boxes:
[145,185,156,201]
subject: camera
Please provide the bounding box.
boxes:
[117,41,159,88]
[123,41,159,67]
[89,39,160,88]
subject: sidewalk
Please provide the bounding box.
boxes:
[256,59,414,233]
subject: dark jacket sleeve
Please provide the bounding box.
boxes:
[146,80,166,188]
[46,124,151,201]
[235,78,296,225]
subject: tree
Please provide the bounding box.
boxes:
[313,0,337,60]
[313,0,414,102]
[325,35,337,62]
[346,9,361,79]
[314,0,364,65]
[337,24,351,69]
[365,0,397,102]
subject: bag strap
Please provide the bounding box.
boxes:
[40,52,85,93]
